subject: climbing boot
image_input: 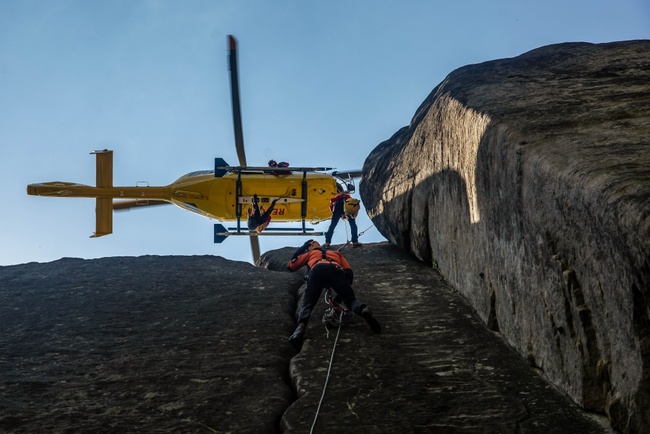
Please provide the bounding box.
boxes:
[361,306,381,334]
[289,323,306,347]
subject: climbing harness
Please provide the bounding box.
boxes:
[308,228,373,432]
[321,288,351,335]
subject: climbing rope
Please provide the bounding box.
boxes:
[309,221,374,431]
[310,309,344,434]
[338,222,374,251]
[358,224,374,237]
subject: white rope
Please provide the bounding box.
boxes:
[309,310,344,434]
[337,222,374,251]
[358,224,374,237]
[309,221,376,429]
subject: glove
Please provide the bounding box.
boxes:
[291,239,313,261]
[344,268,354,284]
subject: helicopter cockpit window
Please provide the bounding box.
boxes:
[187,170,214,177]
[175,201,207,216]
[335,178,355,194]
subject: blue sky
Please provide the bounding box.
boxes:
[1,0,648,265]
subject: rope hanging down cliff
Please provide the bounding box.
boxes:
[310,309,345,434]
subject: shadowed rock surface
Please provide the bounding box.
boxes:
[0,256,304,433]
[361,40,650,432]
[1,247,610,433]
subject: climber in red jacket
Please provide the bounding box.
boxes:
[287,240,381,347]
[324,193,361,248]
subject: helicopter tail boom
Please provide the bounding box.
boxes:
[27,150,172,237]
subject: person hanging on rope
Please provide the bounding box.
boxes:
[323,193,361,249]
[287,239,381,347]
[247,194,278,233]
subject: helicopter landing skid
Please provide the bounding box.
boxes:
[214,224,323,243]
[215,165,333,174]
[238,196,304,204]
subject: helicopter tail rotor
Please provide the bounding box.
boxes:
[90,150,113,237]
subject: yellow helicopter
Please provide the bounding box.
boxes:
[27,35,360,262]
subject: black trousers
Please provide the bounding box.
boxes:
[297,264,364,324]
[247,200,275,230]
[325,200,358,243]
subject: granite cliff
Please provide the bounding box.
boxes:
[0,248,610,433]
[360,40,650,433]
[2,40,647,433]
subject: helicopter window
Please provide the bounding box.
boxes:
[176,201,204,215]
[187,170,214,177]
[335,178,355,194]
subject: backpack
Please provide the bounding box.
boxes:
[344,198,360,218]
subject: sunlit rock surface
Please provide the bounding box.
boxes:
[0,248,610,433]
[360,40,650,433]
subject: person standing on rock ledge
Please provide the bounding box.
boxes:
[286,240,381,347]
[323,193,362,249]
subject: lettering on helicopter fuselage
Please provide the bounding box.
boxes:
[271,208,285,216]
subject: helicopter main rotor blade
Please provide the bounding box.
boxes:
[331,169,363,179]
[229,35,258,264]
[250,236,261,265]
[228,35,247,167]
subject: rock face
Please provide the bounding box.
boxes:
[0,256,304,433]
[360,40,650,433]
[0,248,610,433]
